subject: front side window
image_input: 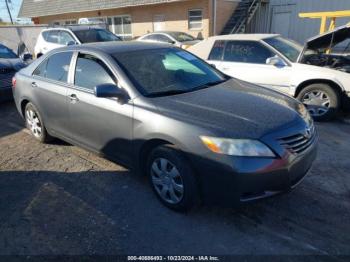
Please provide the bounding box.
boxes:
[33,52,73,83]
[59,31,75,45]
[74,53,116,90]
[113,48,226,97]
[188,9,202,30]
[46,31,60,44]
[74,29,121,43]
[223,41,275,64]
[264,37,302,62]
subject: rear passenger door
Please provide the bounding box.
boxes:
[31,51,73,136]
[67,52,133,164]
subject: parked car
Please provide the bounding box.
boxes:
[13,42,317,211]
[137,31,201,49]
[188,33,350,121]
[0,43,30,102]
[34,26,122,58]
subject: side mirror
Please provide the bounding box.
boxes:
[67,41,77,46]
[94,84,129,101]
[22,53,33,61]
[266,56,286,67]
[169,40,176,45]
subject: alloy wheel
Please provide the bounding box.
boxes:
[26,109,42,138]
[151,158,184,204]
[301,90,331,117]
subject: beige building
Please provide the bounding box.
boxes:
[18,0,240,39]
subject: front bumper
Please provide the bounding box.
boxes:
[0,87,13,102]
[189,135,318,206]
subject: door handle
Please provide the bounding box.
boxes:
[31,82,37,88]
[68,94,79,102]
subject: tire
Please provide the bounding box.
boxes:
[147,145,199,211]
[296,83,340,121]
[24,102,51,143]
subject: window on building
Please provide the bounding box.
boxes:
[74,53,116,90]
[33,52,73,83]
[223,41,275,64]
[188,9,202,30]
[112,15,132,40]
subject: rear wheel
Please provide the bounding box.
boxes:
[297,83,340,121]
[25,103,51,143]
[147,145,199,211]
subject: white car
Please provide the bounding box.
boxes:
[189,30,350,121]
[34,26,121,58]
[137,31,201,49]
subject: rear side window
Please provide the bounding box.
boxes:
[223,41,274,64]
[208,40,225,60]
[46,31,60,44]
[74,53,116,90]
[33,52,73,83]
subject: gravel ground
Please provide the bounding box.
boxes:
[0,101,349,257]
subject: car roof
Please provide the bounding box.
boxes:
[42,26,105,32]
[53,41,173,54]
[207,34,279,41]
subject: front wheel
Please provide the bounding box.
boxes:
[147,145,199,211]
[297,83,340,121]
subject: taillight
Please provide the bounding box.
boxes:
[12,77,16,89]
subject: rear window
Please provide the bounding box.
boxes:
[74,29,121,43]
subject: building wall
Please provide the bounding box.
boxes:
[213,0,239,35]
[248,0,350,44]
[35,0,212,38]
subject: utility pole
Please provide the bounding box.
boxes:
[5,0,14,24]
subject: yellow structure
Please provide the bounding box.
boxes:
[299,10,350,34]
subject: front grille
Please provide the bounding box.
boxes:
[279,125,316,154]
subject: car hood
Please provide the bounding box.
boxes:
[304,24,350,50]
[150,79,305,139]
[0,58,25,71]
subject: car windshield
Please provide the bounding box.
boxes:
[264,37,302,62]
[74,29,121,43]
[113,48,226,97]
[168,32,196,42]
[0,45,18,59]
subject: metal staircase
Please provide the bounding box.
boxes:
[221,0,262,35]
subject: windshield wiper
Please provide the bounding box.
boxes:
[190,79,228,92]
[147,89,188,98]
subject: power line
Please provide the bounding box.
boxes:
[5,0,13,24]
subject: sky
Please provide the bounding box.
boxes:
[0,0,23,22]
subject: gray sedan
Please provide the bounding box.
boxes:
[13,42,317,211]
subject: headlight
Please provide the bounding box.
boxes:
[200,136,275,157]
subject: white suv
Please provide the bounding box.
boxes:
[189,30,350,121]
[34,27,121,58]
